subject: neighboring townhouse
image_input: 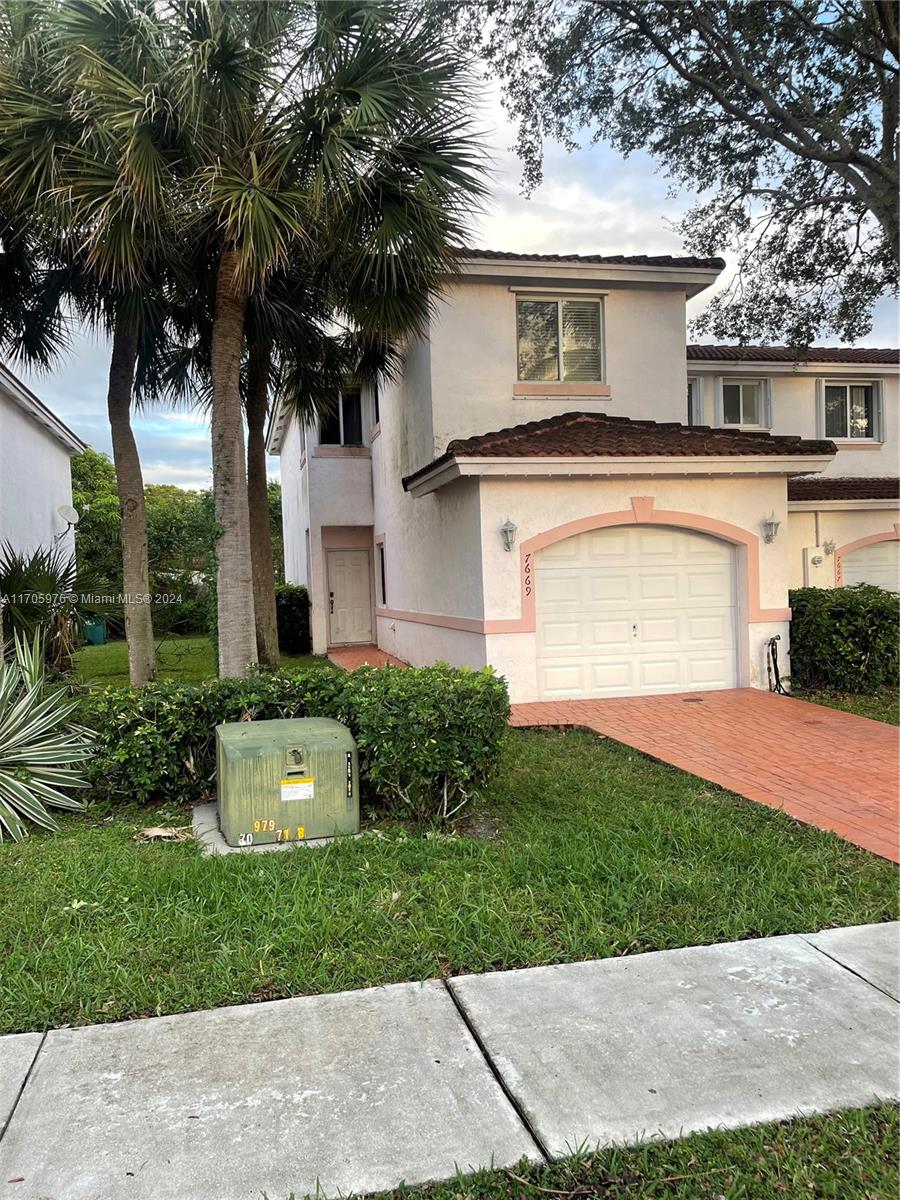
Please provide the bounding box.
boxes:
[269,248,896,703]
[686,345,899,591]
[0,363,85,556]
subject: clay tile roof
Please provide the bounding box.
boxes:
[403,411,835,489]
[687,344,900,365]
[462,247,726,270]
[788,476,900,502]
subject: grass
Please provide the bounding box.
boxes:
[75,633,327,686]
[323,1104,899,1200]
[794,686,899,725]
[0,727,895,1035]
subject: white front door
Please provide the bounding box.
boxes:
[842,541,900,590]
[536,525,737,699]
[327,550,373,645]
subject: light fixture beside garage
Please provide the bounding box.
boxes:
[500,518,518,552]
[761,512,781,544]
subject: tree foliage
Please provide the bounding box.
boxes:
[467,0,899,345]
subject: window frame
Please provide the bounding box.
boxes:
[687,376,703,425]
[515,294,605,384]
[319,387,364,447]
[376,541,387,606]
[714,376,772,430]
[817,378,883,442]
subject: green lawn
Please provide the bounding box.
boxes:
[1,727,895,1035]
[75,633,327,686]
[325,1104,898,1200]
[794,686,899,725]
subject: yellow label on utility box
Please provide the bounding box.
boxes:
[280,776,314,802]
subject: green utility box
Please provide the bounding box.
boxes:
[216,717,359,848]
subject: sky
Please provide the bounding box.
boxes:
[19,82,900,491]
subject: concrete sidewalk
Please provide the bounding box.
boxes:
[1,923,897,1200]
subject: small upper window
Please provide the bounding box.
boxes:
[319,388,363,446]
[824,382,875,439]
[721,379,763,426]
[516,298,603,383]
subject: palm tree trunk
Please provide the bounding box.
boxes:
[210,248,256,677]
[107,319,155,686]
[246,340,280,667]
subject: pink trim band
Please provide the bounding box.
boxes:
[375,606,484,633]
[375,499,791,635]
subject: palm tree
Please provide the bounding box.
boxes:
[5,0,486,679]
[162,0,486,676]
[0,0,182,685]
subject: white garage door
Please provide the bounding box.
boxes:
[536,525,737,699]
[842,541,900,591]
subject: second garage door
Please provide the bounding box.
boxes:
[536,525,737,699]
[841,540,899,591]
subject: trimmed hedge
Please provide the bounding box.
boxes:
[80,664,509,821]
[789,585,899,693]
[275,583,311,654]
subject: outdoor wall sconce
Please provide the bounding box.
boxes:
[762,513,781,544]
[823,538,836,556]
[500,518,518,552]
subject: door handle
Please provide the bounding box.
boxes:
[632,623,638,638]
[330,592,335,614]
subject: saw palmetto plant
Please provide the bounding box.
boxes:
[0,630,93,841]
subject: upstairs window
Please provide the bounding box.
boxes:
[721,379,764,426]
[516,298,603,382]
[319,388,363,446]
[822,381,879,440]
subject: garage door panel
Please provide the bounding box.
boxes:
[539,662,587,696]
[686,570,731,599]
[539,573,588,608]
[589,661,635,694]
[638,659,682,688]
[640,616,680,645]
[636,529,680,557]
[537,525,737,699]
[687,656,732,687]
[688,613,732,643]
[637,572,680,602]
[588,573,631,605]
[539,623,586,653]
[587,619,632,650]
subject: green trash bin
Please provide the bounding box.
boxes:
[83,618,106,646]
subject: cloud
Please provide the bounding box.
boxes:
[12,76,898,489]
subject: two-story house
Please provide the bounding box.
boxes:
[268,249,897,703]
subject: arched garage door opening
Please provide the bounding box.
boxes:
[536,524,738,699]
[841,540,900,591]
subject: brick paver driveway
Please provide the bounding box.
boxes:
[510,690,899,862]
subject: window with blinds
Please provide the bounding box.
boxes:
[516,297,604,382]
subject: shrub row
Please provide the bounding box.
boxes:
[275,583,311,654]
[789,585,899,693]
[80,663,509,821]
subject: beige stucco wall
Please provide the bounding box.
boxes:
[689,367,898,479]
[478,474,791,701]
[425,280,688,472]
[787,504,900,588]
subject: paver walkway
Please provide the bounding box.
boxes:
[510,689,899,862]
[328,643,407,669]
[0,923,896,1200]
